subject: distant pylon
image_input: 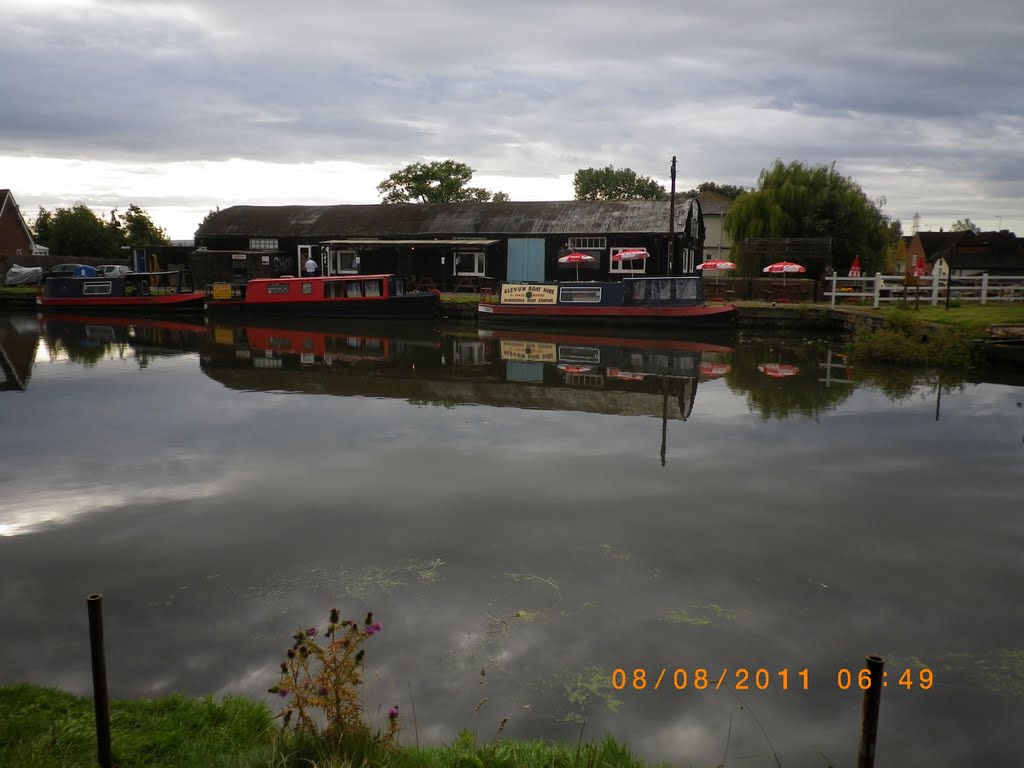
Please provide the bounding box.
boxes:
[912,213,920,234]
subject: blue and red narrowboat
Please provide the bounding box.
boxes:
[204,274,440,319]
[37,269,205,312]
[477,276,737,327]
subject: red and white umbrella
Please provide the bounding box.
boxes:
[913,255,926,277]
[611,248,650,262]
[696,260,737,271]
[758,362,800,378]
[607,367,646,381]
[699,361,731,378]
[848,255,861,278]
[763,260,806,286]
[697,259,738,285]
[558,251,596,280]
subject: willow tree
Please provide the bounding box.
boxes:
[723,160,900,275]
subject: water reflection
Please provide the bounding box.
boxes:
[2,314,1023,767]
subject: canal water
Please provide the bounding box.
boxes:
[2,312,1022,767]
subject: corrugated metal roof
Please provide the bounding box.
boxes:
[322,238,500,247]
[196,197,721,239]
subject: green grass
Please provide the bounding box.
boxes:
[0,685,671,768]
[877,303,1024,333]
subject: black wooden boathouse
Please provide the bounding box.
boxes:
[190,198,708,290]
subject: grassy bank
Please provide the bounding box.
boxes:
[0,684,666,768]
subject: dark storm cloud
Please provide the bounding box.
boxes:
[2,0,1021,225]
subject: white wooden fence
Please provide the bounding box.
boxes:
[825,273,1024,308]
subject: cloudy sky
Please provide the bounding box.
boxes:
[3,0,1022,240]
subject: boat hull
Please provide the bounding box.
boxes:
[36,292,206,312]
[205,293,440,319]
[477,301,737,327]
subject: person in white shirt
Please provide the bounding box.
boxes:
[304,256,318,276]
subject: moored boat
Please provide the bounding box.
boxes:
[204,274,440,319]
[36,270,205,312]
[477,276,737,327]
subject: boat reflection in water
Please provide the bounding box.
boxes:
[36,313,207,365]
[200,321,735,463]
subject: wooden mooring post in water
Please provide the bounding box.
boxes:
[87,593,113,768]
[857,654,885,768]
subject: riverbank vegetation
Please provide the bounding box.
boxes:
[0,609,667,768]
[0,684,662,768]
[849,310,984,368]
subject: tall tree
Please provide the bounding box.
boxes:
[31,207,54,244]
[377,160,508,203]
[573,166,666,200]
[950,217,980,233]
[722,160,900,275]
[680,181,750,200]
[121,203,170,245]
[40,204,123,261]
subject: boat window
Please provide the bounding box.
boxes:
[302,282,313,295]
[559,346,601,364]
[325,280,344,298]
[626,278,699,302]
[82,281,113,295]
[346,281,363,298]
[559,287,602,303]
[363,280,382,297]
[266,283,291,295]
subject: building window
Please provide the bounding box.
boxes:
[569,236,607,250]
[326,248,359,274]
[250,238,279,250]
[610,247,648,274]
[455,251,485,276]
[559,286,602,303]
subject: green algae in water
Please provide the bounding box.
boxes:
[661,603,737,626]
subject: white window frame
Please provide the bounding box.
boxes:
[454,251,485,276]
[326,248,359,275]
[568,236,607,250]
[249,238,279,250]
[610,246,648,274]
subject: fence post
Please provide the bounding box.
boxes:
[857,654,885,768]
[87,594,113,768]
[830,273,837,307]
[981,273,989,305]
[872,273,881,308]
[931,273,940,306]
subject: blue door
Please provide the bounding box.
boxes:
[506,238,546,282]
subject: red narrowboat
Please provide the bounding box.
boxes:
[204,274,440,319]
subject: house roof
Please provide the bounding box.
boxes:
[195,196,725,240]
[0,189,42,255]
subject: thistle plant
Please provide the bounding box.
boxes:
[268,608,400,745]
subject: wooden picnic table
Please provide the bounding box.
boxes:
[451,276,495,293]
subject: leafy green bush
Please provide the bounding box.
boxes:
[851,312,982,369]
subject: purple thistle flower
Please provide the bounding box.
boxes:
[388,706,399,719]
[366,621,383,635]
[318,686,329,697]
[280,662,288,673]
[306,627,318,637]
[279,687,289,697]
